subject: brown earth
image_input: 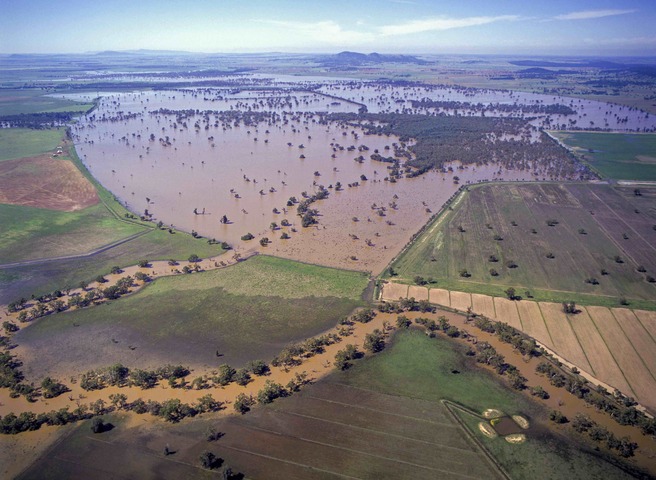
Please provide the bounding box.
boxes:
[381,282,656,414]
[0,154,98,211]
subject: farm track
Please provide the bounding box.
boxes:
[0,228,152,269]
[381,282,656,413]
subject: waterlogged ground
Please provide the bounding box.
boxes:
[61,76,656,273]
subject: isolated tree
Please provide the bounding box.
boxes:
[363,329,385,353]
[91,417,105,433]
[504,287,516,300]
[199,451,218,469]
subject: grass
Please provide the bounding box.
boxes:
[16,414,219,480]
[385,182,656,307]
[0,128,227,302]
[339,329,639,480]
[0,203,145,264]
[552,131,656,181]
[0,227,226,304]
[15,256,368,376]
[341,328,529,413]
[0,89,93,116]
[0,128,65,161]
[454,409,636,480]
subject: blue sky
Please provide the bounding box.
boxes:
[1,0,655,55]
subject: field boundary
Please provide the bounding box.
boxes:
[609,309,656,385]
[0,229,151,269]
[441,400,511,480]
[380,282,655,415]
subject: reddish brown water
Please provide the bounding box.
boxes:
[492,416,523,435]
[68,85,564,272]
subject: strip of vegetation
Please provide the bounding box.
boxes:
[410,99,576,115]
[0,392,223,434]
[468,316,656,439]
[329,113,592,179]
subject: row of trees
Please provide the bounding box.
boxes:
[79,363,189,391]
[0,392,223,435]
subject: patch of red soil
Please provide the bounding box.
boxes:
[0,154,98,211]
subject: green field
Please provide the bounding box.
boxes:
[14,330,640,480]
[0,128,228,303]
[334,330,638,479]
[15,255,368,378]
[386,182,656,307]
[0,226,225,304]
[0,203,147,265]
[0,89,93,116]
[0,128,65,161]
[552,131,656,181]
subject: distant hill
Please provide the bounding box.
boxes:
[510,59,656,77]
[509,59,624,68]
[517,67,574,76]
[318,51,429,66]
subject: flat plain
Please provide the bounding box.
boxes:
[16,330,640,480]
[382,283,656,413]
[552,131,656,181]
[387,182,656,308]
[14,255,368,379]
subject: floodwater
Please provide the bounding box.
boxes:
[319,82,656,132]
[61,77,654,273]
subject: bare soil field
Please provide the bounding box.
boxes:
[586,306,656,406]
[538,302,592,374]
[0,154,98,211]
[429,287,450,306]
[492,297,522,331]
[610,308,656,387]
[566,307,633,396]
[634,309,656,340]
[450,290,472,311]
[407,284,429,301]
[382,282,656,412]
[472,293,496,319]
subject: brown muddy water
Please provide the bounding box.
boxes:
[65,84,589,273]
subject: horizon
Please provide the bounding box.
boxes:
[2,49,656,60]
[1,0,655,56]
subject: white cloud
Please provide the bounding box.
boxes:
[254,14,519,48]
[582,35,656,46]
[255,19,374,45]
[379,15,519,36]
[555,9,636,21]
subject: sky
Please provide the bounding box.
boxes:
[1,0,655,56]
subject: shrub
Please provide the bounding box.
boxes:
[91,417,106,433]
[549,410,568,424]
[257,380,286,404]
[363,329,385,353]
[233,393,254,414]
[247,360,270,376]
[214,364,236,386]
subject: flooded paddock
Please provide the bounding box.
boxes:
[62,76,655,273]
